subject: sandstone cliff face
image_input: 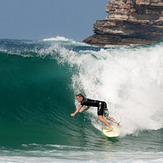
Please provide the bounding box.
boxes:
[83,0,163,46]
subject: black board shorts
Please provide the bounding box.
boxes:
[97,102,109,117]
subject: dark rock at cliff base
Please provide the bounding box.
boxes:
[83,0,163,46]
[84,34,156,47]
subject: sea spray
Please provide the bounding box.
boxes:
[49,42,163,135]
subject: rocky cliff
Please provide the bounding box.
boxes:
[83,0,163,46]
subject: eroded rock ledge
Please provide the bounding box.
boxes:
[83,0,163,46]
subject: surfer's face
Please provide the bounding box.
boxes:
[77,96,83,102]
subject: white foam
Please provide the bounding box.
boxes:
[0,151,162,163]
[51,42,163,135]
[42,36,89,47]
[42,36,71,42]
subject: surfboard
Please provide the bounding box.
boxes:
[102,125,120,138]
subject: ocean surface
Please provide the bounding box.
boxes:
[0,37,162,163]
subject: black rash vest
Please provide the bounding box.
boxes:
[80,98,108,116]
[81,98,103,107]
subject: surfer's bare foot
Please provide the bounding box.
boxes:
[106,127,113,132]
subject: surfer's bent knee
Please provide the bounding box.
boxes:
[98,115,103,120]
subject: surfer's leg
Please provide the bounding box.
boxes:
[98,115,113,131]
[106,116,116,122]
[98,102,113,131]
[106,116,122,127]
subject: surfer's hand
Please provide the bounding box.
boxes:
[71,113,75,117]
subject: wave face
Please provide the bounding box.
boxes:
[0,38,163,162]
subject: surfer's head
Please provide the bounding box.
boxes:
[76,93,84,102]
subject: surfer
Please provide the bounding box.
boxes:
[71,93,121,132]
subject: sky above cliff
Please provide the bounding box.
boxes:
[0,0,107,41]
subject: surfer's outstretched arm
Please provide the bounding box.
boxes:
[79,106,90,113]
[71,105,82,117]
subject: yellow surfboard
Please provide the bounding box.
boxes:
[102,125,120,137]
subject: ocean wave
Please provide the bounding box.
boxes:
[20,39,163,135]
[48,41,163,135]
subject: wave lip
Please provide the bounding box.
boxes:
[42,36,72,42]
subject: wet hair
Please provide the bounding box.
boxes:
[76,93,84,99]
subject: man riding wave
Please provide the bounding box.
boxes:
[71,93,121,132]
